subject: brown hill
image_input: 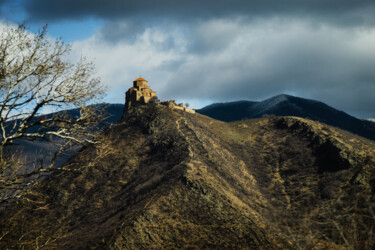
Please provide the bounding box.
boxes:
[1,102,374,249]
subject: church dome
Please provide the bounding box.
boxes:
[134,77,147,82]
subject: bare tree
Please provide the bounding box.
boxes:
[0,24,106,195]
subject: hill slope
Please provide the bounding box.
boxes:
[197,94,375,141]
[1,103,374,249]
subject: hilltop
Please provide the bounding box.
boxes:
[1,102,374,248]
[11,94,375,171]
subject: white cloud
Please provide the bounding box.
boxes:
[71,24,188,102]
[70,18,375,117]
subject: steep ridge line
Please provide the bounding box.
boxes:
[0,104,374,248]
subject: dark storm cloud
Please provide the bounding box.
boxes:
[0,0,10,5]
[23,0,375,26]
[0,0,10,9]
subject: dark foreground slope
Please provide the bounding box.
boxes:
[197,94,375,141]
[1,103,375,249]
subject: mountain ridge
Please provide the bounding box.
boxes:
[7,94,375,182]
[197,94,375,141]
[1,103,374,248]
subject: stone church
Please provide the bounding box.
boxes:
[125,77,157,108]
[124,77,195,114]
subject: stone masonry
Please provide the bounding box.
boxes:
[124,77,195,114]
[125,77,157,109]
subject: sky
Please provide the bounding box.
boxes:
[0,0,375,118]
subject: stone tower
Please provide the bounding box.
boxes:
[125,77,157,109]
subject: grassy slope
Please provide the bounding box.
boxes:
[1,103,374,249]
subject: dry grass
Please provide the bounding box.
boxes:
[1,105,374,249]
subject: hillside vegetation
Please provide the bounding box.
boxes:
[1,103,374,249]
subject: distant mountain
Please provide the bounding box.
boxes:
[196,94,375,141]
[24,103,125,134]
[7,103,125,169]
